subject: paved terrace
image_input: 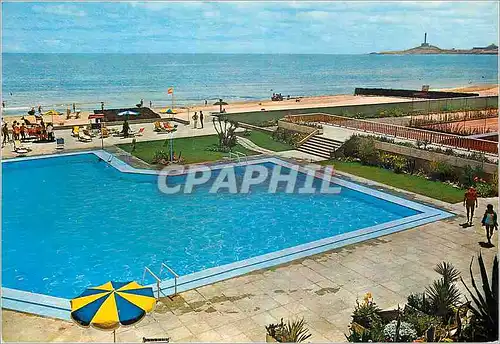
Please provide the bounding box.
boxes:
[2,169,498,342]
[1,119,322,162]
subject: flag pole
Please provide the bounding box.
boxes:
[172,87,175,119]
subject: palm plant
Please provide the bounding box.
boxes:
[266,318,312,343]
[424,262,461,322]
[461,253,498,342]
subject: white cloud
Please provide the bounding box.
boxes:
[32,4,87,17]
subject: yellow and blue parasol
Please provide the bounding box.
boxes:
[71,281,156,340]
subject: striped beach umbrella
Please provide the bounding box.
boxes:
[71,281,156,342]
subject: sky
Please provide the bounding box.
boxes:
[1,1,499,54]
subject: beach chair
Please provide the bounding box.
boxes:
[154,121,164,132]
[12,140,31,156]
[162,122,177,133]
[78,131,92,142]
[56,138,65,150]
[100,127,110,138]
[135,127,145,136]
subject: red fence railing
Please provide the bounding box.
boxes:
[284,113,498,155]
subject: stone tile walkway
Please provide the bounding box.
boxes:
[2,187,498,342]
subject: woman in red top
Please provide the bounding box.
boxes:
[463,187,478,226]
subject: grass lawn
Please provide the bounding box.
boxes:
[324,160,465,203]
[237,130,293,152]
[118,135,257,164]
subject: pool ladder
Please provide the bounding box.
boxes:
[228,151,248,163]
[142,263,179,300]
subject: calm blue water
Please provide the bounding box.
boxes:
[3,154,420,298]
[2,53,497,114]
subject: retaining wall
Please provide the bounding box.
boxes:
[354,88,479,98]
[277,120,317,134]
[374,141,497,175]
[225,96,497,125]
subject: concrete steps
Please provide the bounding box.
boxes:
[297,135,343,159]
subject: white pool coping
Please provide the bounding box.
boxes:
[1,151,453,320]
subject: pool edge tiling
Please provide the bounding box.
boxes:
[1,150,454,320]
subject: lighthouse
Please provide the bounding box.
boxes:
[421,32,430,47]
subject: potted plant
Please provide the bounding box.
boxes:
[265,317,312,343]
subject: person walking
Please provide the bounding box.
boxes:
[46,123,54,141]
[199,111,204,129]
[20,123,26,140]
[122,119,130,138]
[13,123,21,141]
[481,204,498,245]
[463,187,478,226]
[2,122,10,146]
[11,121,18,140]
[204,99,207,106]
[192,112,198,129]
[101,102,104,111]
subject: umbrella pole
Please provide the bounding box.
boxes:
[113,329,116,343]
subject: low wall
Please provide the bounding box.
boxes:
[225,96,498,125]
[238,122,275,133]
[374,141,497,175]
[354,88,479,99]
[277,120,317,134]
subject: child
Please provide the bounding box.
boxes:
[481,204,498,245]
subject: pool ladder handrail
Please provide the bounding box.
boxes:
[159,263,179,296]
[228,151,247,163]
[142,267,162,300]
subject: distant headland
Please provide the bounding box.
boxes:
[372,33,498,55]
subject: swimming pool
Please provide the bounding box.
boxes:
[2,151,452,318]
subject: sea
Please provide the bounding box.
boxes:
[1,53,498,115]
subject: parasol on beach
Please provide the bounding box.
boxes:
[160,108,177,114]
[213,99,228,113]
[44,109,62,123]
[70,281,156,342]
[117,110,139,120]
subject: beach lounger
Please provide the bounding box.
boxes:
[135,127,145,136]
[78,131,92,142]
[154,121,164,132]
[12,140,31,156]
[162,122,177,132]
[56,138,65,150]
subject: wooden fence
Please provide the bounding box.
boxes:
[285,113,498,155]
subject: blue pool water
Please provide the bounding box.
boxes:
[2,154,419,299]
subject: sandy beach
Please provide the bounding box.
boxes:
[1,84,497,128]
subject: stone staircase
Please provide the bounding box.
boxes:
[297,135,343,159]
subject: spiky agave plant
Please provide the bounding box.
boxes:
[461,253,498,342]
[426,262,462,321]
[280,318,312,343]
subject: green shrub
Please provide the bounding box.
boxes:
[476,181,496,197]
[427,160,454,182]
[402,308,440,337]
[407,293,434,315]
[358,137,380,166]
[351,298,383,329]
[383,320,417,342]
[151,150,171,164]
